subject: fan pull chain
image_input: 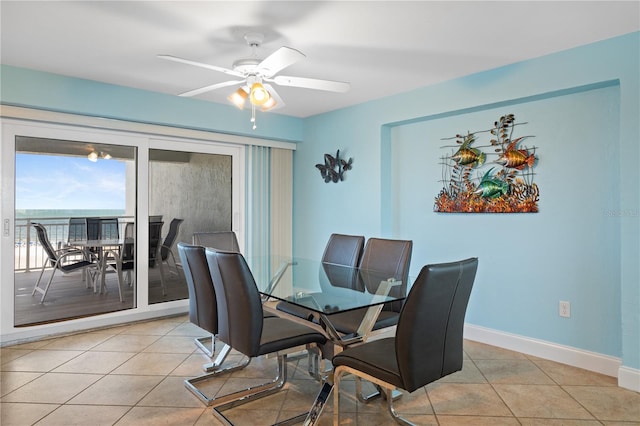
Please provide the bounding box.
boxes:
[251,104,257,129]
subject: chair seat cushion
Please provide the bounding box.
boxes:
[59,260,94,273]
[258,317,326,356]
[327,308,399,334]
[332,337,403,389]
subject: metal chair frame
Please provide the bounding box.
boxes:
[31,223,97,304]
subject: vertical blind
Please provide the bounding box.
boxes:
[246,145,293,288]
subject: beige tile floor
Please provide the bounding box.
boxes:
[1,314,639,425]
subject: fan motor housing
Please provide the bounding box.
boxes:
[233,58,262,74]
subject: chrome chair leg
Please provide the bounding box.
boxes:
[307,346,323,380]
[184,348,252,406]
[334,366,410,426]
[195,334,215,358]
[203,341,232,372]
[207,354,290,425]
[355,377,402,403]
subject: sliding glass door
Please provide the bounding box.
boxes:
[13,136,137,326]
[147,147,234,304]
[2,120,244,339]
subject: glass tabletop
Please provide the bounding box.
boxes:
[71,238,128,247]
[248,256,408,316]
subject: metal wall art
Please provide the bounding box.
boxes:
[315,150,353,183]
[434,114,539,213]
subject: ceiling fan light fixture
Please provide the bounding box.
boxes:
[227,88,248,109]
[249,82,270,106]
[261,96,277,111]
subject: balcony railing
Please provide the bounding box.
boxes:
[14,217,133,272]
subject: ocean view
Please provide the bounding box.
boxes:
[16,209,126,221]
[14,210,129,270]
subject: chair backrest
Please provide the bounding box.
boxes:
[123,222,135,238]
[100,218,119,240]
[68,218,87,242]
[193,231,240,252]
[396,257,478,392]
[121,222,135,263]
[177,242,218,334]
[321,233,365,266]
[85,217,119,240]
[86,217,101,240]
[33,223,58,265]
[205,249,264,357]
[148,221,164,266]
[358,237,412,311]
[161,218,184,260]
[320,234,365,291]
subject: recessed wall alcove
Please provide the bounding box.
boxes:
[380,80,622,357]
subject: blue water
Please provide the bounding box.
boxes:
[15,210,127,245]
[16,209,126,222]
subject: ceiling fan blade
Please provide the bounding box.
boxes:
[262,84,285,111]
[257,47,305,78]
[158,54,245,78]
[178,80,244,97]
[271,75,350,92]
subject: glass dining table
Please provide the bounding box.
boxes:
[247,256,411,425]
[250,256,407,345]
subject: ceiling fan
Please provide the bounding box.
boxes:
[159,32,350,128]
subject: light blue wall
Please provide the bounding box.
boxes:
[295,33,639,370]
[0,65,303,142]
[1,33,638,372]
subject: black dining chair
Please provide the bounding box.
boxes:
[332,257,479,425]
[276,233,365,320]
[179,241,279,378]
[31,223,97,303]
[327,237,413,335]
[195,248,327,420]
[190,231,240,358]
[192,231,240,251]
[184,232,278,352]
[178,242,251,375]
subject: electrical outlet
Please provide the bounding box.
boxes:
[559,301,571,318]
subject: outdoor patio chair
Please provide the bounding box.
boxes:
[31,223,97,304]
[159,218,183,276]
[148,220,165,295]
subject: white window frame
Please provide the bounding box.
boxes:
[0,107,294,345]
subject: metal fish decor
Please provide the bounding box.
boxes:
[435,114,539,213]
[316,150,353,183]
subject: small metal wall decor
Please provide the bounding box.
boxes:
[315,150,353,183]
[434,114,539,213]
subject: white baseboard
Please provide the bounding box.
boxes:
[618,366,640,392]
[464,323,640,392]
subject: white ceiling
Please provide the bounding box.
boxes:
[1,1,639,118]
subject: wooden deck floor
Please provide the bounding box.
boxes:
[13,265,188,326]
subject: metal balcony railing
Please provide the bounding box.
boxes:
[14,217,133,272]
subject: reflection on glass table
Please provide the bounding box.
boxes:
[249,256,409,346]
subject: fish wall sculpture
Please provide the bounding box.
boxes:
[435,114,539,213]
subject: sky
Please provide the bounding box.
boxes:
[15,154,128,210]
